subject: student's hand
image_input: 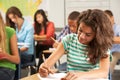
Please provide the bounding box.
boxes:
[53,42,59,48]
[34,34,38,40]
[39,63,54,77]
[61,72,80,80]
[0,48,7,60]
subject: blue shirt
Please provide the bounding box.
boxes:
[111,23,120,53]
[57,25,71,42]
[16,20,34,54]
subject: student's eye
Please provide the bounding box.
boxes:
[86,34,91,37]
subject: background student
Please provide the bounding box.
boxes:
[6,6,34,66]
[0,12,20,80]
[33,9,55,70]
[53,11,80,48]
[104,10,120,74]
[39,9,113,80]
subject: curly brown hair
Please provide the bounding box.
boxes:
[77,9,114,64]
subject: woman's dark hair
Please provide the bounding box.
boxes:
[34,9,49,34]
[6,6,23,29]
[77,9,114,64]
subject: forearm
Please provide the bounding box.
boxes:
[77,69,109,79]
[113,37,120,44]
[35,35,47,41]
[20,47,28,52]
[4,53,20,64]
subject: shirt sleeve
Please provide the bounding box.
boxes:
[61,34,72,50]
[23,25,34,48]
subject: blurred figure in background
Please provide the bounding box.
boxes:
[34,9,55,70]
[6,6,34,67]
[53,11,80,48]
[0,12,20,80]
[104,10,120,74]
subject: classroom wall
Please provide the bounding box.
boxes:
[47,0,120,28]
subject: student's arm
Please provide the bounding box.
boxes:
[20,26,34,52]
[0,34,20,64]
[113,36,120,44]
[63,54,110,80]
[39,42,65,77]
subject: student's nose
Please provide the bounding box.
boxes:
[80,33,86,39]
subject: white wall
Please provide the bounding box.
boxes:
[47,0,65,28]
[110,0,120,24]
[47,0,120,28]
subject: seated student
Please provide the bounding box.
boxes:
[39,9,113,80]
[0,12,20,80]
[104,10,120,74]
[53,11,80,48]
[33,9,55,69]
[6,6,34,66]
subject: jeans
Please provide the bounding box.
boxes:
[0,67,15,80]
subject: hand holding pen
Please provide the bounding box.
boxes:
[39,54,54,77]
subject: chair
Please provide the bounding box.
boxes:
[14,41,37,79]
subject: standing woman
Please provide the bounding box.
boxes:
[0,13,20,80]
[34,9,55,69]
[6,6,34,66]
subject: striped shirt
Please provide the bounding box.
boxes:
[62,34,99,72]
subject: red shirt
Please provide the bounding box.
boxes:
[34,22,55,45]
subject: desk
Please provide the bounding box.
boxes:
[20,73,109,80]
[20,73,39,80]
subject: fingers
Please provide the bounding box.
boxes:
[62,72,78,80]
[39,63,54,77]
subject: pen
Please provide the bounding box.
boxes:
[51,37,57,42]
[42,54,54,74]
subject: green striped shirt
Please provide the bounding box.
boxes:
[62,34,99,72]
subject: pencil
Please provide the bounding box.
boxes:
[51,37,56,42]
[42,54,53,74]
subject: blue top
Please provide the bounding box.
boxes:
[16,20,34,54]
[111,23,120,53]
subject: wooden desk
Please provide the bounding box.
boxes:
[20,73,109,80]
[20,73,40,80]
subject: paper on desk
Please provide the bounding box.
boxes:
[37,73,66,80]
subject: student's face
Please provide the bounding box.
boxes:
[77,22,95,45]
[68,19,77,33]
[36,14,43,24]
[8,13,17,23]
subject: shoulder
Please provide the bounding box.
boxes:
[5,26,15,38]
[23,20,34,30]
[5,26,15,33]
[63,33,77,40]
[47,21,54,26]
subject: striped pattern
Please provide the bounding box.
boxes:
[62,34,99,72]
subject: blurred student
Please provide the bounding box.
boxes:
[34,9,55,69]
[104,10,120,74]
[39,9,113,80]
[6,6,34,66]
[53,11,80,48]
[0,12,20,80]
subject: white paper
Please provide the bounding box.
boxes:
[37,73,66,80]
